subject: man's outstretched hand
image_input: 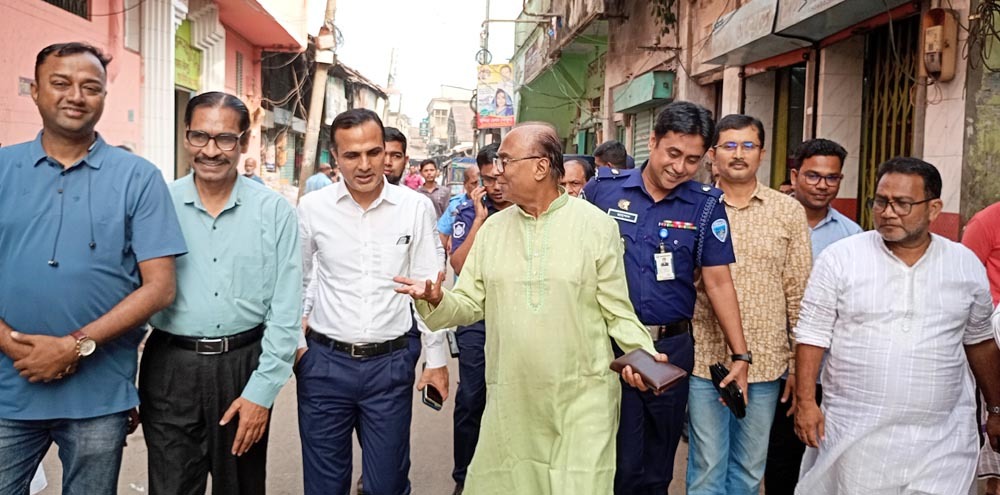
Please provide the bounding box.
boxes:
[394,271,446,307]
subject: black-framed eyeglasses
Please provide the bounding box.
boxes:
[185,130,246,152]
[714,141,761,153]
[866,197,937,216]
[801,172,844,186]
[493,155,544,174]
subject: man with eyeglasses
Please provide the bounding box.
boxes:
[687,114,812,495]
[140,91,302,494]
[764,138,863,495]
[583,101,750,494]
[396,122,665,493]
[793,157,1000,494]
[443,143,511,495]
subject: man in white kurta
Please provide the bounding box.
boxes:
[792,157,1000,494]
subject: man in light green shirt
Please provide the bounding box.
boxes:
[396,123,665,494]
[141,92,302,495]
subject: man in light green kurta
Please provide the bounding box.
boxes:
[397,123,661,494]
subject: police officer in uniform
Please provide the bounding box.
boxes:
[446,143,511,495]
[583,101,751,494]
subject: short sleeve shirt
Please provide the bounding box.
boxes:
[437,193,469,236]
[583,167,735,324]
[451,196,500,254]
[0,133,187,420]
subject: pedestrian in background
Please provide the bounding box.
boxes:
[417,158,451,218]
[243,156,265,184]
[0,42,186,493]
[561,157,593,197]
[594,139,629,169]
[764,138,862,495]
[304,162,334,194]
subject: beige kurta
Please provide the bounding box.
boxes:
[417,193,655,494]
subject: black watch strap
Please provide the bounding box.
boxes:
[731,352,753,364]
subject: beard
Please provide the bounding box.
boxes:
[386,170,404,185]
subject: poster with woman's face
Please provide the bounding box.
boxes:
[477,64,515,129]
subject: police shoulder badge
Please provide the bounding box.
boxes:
[711,219,728,242]
[453,221,467,239]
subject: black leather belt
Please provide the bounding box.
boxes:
[645,320,692,341]
[151,324,265,355]
[306,328,409,359]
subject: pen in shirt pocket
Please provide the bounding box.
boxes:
[396,235,412,245]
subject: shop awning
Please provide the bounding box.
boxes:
[215,0,305,50]
[705,0,912,66]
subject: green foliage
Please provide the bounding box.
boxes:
[650,0,678,35]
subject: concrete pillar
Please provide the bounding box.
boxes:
[720,66,743,117]
[141,0,186,179]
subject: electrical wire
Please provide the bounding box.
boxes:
[961,0,1000,72]
[88,0,144,17]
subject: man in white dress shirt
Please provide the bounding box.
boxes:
[793,157,1000,494]
[295,108,447,494]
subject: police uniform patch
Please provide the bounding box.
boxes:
[618,199,631,211]
[453,221,467,239]
[711,219,728,242]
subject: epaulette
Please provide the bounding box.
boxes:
[685,180,723,199]
[594,167,634,181]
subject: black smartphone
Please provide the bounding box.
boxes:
[420,362,444,411]
[422,384,444,411]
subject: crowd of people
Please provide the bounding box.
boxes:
[4,41,1000,495]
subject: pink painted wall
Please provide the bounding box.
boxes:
[224,27,263,172]
[0,0,143,150]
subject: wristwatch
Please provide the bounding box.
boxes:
[71,330,97,358]
[988,405,1000,416]
[731,352,753,365]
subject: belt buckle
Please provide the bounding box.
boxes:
[350,344,365,358]
[195,338,227,355]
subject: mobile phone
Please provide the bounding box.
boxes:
[446,330,460,358]
[422,384,444,411]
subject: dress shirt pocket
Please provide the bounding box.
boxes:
[377,243,410,279]
[232,255,270,303]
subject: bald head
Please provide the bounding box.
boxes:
[507,122,564,181]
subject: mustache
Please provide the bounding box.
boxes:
[195,157,230,166]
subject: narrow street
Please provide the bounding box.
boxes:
[38,356,691,494]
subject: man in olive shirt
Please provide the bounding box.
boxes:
[141,92,302,494]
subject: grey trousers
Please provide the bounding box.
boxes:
[138,331,269,495]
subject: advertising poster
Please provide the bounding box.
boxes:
[477,64,515,129]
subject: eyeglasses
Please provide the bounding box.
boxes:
[714,141,761,153]
[493,155,544,174]
[185,130,246,152]
[481,175,499,186]
[866,197,937,216]
[801,172,844,186]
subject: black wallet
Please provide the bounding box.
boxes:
[709,362,746,419]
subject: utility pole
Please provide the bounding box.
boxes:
[296,0,338,201]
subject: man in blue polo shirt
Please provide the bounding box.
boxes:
[584,101,750,494]
[446,142,511,495]
[0,42,186,493]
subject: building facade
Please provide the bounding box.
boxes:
[512,0,997,239]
